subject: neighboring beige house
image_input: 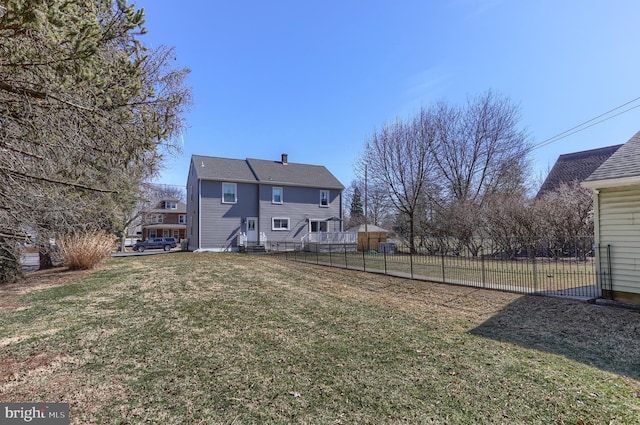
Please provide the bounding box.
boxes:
[140,198,187,241]
[583,130,640,304]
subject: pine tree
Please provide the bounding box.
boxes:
[350,187,365,224]
[0,1,191,282]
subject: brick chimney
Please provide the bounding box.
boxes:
[281,153,288,165]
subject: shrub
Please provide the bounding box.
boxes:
[57,231,115,270]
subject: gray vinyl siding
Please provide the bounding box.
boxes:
[597,185,640,295]
[186,163,200,251]
[258,185,342,244]
[199,180,258,250]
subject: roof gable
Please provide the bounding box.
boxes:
[584,131,640,184]
[537,144,622,196]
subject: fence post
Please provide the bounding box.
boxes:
[481,246,486,288]
[606,244,613,299]
[329,242,332,267]
[384,245,387,275]
[316,241,319,264]
[532,245,538,293]
[344,240,348,269]
[410,248,414,279]
[441,249,446,283]
[363,245,366,272]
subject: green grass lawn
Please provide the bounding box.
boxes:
[1,253,638,424]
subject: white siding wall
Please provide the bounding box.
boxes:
[597,185,640,296]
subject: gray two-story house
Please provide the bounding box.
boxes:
[186,154,346,252]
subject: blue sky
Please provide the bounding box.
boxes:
[134,0,640,190]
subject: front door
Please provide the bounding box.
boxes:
[246,217,258,243]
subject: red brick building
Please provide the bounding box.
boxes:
[141,199,187,241]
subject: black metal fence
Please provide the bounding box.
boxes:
[269,236,607,299]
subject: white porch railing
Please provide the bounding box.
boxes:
[301,231,357,248]
[237,232,267,248]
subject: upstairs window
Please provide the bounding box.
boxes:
[222,182,237,204]
[272,187,283,204]
[179,215,186,224]
[164,201,177,209]
[320,190,329,207]
[151,214,163,224]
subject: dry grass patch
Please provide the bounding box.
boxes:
[57,231,114,270]
[0,252,638,424]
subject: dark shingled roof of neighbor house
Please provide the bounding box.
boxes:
[584,130,640,184]
[191,154,344,189]
[536,144,622,196]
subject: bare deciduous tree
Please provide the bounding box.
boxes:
[537,181,594,256]
[430,90,531,204]
[361,110,436,253]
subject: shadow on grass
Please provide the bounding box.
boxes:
[469,295,640,381]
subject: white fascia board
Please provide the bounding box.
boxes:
[582,176,640,190]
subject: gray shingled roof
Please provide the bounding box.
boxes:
[191,155,258,183]
[191,155,344,190]
[537,144,622,196]
[584,131,640,184]
[246,158,344,189]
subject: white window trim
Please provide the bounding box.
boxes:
[272,187,283,204]
[320,190,329,207]
[179,214,186,224]
[222,182,237,204]
[272,217,290,231]
[164,201,177,210]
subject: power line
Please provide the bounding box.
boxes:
[530,95,640,151]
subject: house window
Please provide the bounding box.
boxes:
[149,229,157,238]
[179,214,186,224]
[173,230,180,239]
[310,220,328,232]
[320,190,329,207]
[164,201,177,209]
[272,217,290,231]
[272,187,283,204]
[151,214,163,224]
[222,182,237,204]
[163,229,170,237]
